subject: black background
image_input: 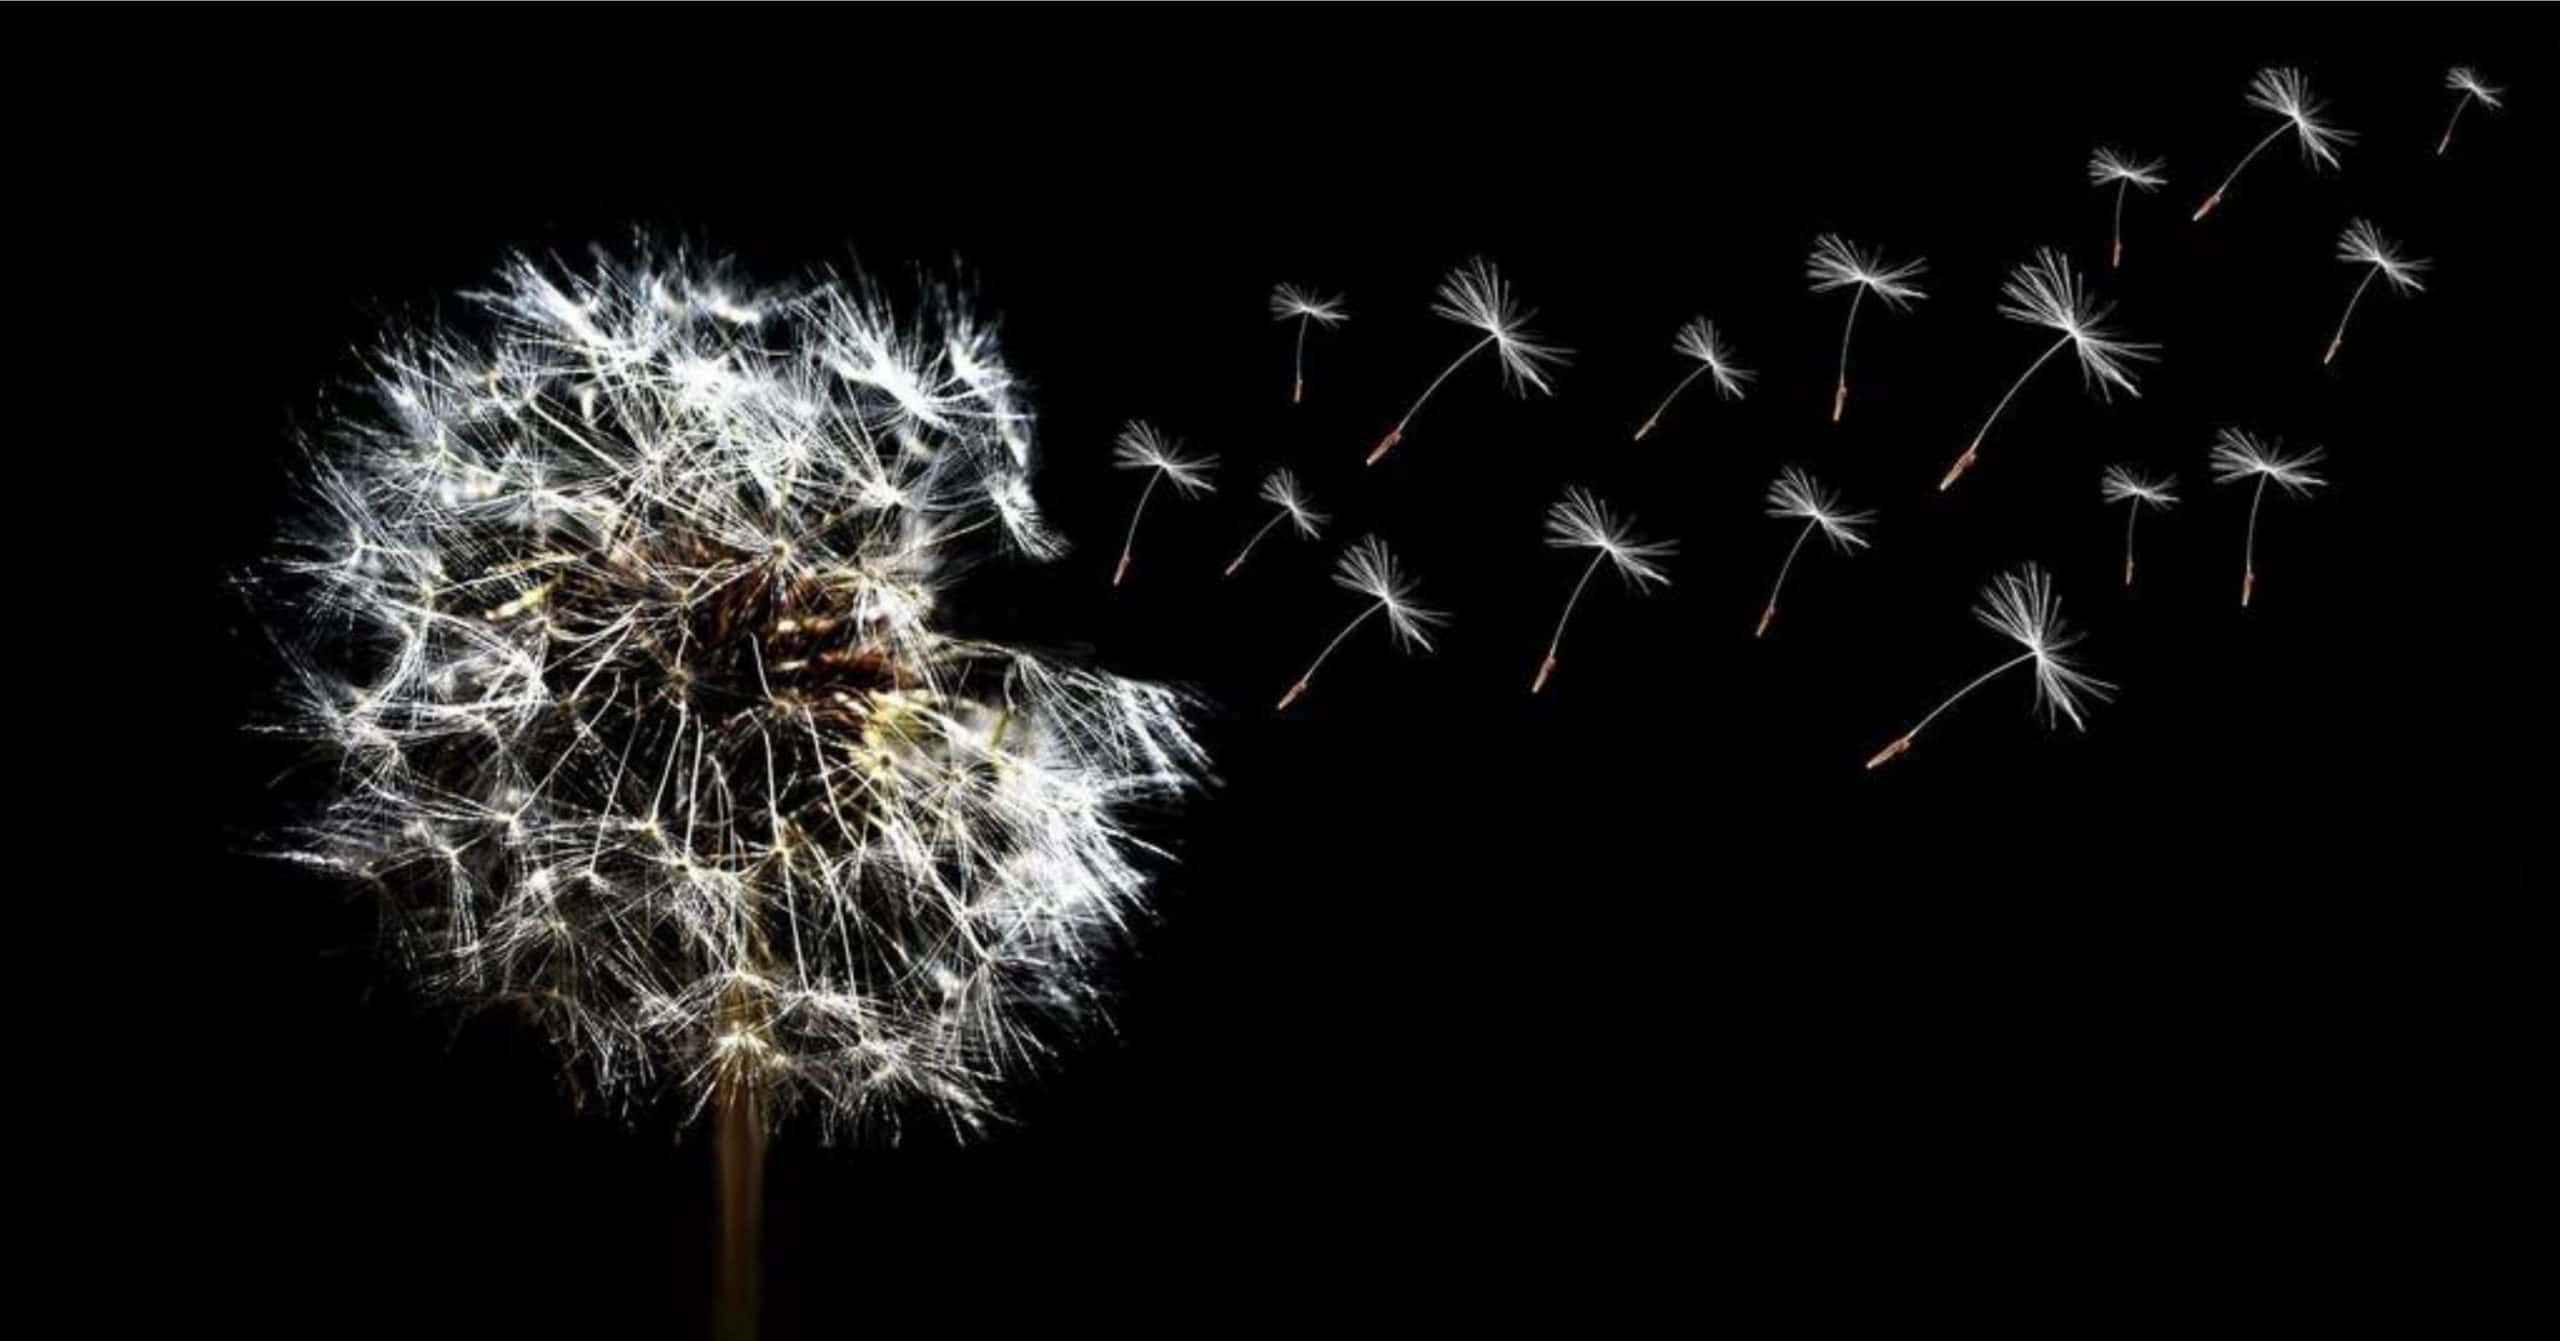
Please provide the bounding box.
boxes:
[62,11,2534,1333]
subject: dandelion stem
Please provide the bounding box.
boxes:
[1635,365,1712,442]
[1534,552,1608,693]
[1371,334,1496,464]
[1758,520,1816,638]
[713,1073,765,1341]
[1279,603,1383,709]
[1114,471,1164,586]
[2241,473,2268,607]
[2195,122,2289,221]
[1865,651,2040,769]
[1224,510,1289,577]
[1832,284,1866,423]
[1944,336,2070,490]
[2439,94,2469,156]
[2325,268,2378,366]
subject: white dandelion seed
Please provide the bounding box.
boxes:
[254,246,1209,1177]
[1223,468,1329,577]
[1807,234,1928,424]
[2209,429,2327,607]
[1531,488,1674,693]
[1276,537,1446,710]
[2194,67,2355,222]
[2325,219,2430,367]
[1110,421,1217,587]
[1271,283,1348,404]
[1942,248,2157,491]
[1367,258,1568,466]
[1756,467,1874,639]
[1865,564,2115,770]
[2100,465,2180,587]
[2439,67,2505,156]
[1633,318,1754,441]
[2090,148,2167,269]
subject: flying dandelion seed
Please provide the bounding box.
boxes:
[2438,67,2505,156]
[1865,565,2114,770]
[2325,219,2429,366]
[1531,488,1673,693]
[2209,429,2327,607]
[1368,258,1567,466]
[1271,283,1348,404]
[1224,468,1328,577]
[1806,234,1927,424]
[1756,467,1873,638]
[2089,148,2167,270]
[251,245,1210,1329]
[2193,67,2354,222]
[1276,537,1446,710]
[2100,465,2179,587]
[1111,421,1217,586]
[1942,248,2156,491]
[1633,318,1754,441]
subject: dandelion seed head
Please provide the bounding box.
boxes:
[2247,67,2355,170]
[2210,429,2328,497]
[1999,248,2157,399]
[2337,219,2430,294]
[1112,421,1217,495]
[1258,469,1328,539]
[1544,487,1675,589]
[2447,66,2504,108]
[258,245,1207,1139]
[1671,318,1755,400]
[1806,234,1929,309]
[1270,284,1347,325]
[1432,257,1568,395]
[1974,564,2115,731]
[2100,466,2179,508]
[1334,536,1446,652]
[1765,467,1874,552]
[2089,148,2167,189]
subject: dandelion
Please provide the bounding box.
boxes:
[2439,67,2505,156]
[2194,67,2354,222]
[1864,565,2113,769]
[1272,283,1347,404]
[1224,468,1329,577]
[252,246,1209,1329]
[1756,467,1873,638]
[1277,537,1446,710]
[2324,219,2429,366]
[2209,429,2327,607]
[1111,421,1216,586]
[1368,258,1568,466]
[1942,248,2156,491]
[1633,318,1753,441]
[2090,148,2167,269]
[2100,465,2179,587]
[1531,488,1674,693]
[1807,234,1927,423]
